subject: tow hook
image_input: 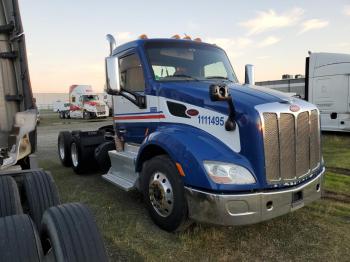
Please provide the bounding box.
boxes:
[209,84,236,131]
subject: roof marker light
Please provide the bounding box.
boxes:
[194,37,202,42]
[183,35,191,40]
[139,34,148,39]
[171,34,181,39]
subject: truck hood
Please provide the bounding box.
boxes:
[158,81,289,114]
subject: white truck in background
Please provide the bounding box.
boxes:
[53,100,69,112]
[60,85,109,119]
[256,52,350,132]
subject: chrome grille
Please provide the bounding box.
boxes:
[96,105,105,113]
[262,109,321,183]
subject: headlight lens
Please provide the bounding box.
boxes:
[203,161,256,185]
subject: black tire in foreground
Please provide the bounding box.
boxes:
[23,171,60,227]
[141,155,189,232]
[58,131,72,167]
[0,215,43,262]
[41,203,108,262]
[94,141,115,173]
[0,176,23,217]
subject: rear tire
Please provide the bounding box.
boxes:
[41,203,108,262]
[58,131,72,167]
[70,137,89,174]
[23,171,61,227]
[94,141,115,173]
[65,111,70,119]
[0,176,23,217]
[141,155,189,232]
[0,215,43,262]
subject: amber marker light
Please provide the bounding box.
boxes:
[139,34,148,39]
[176,163,186,177]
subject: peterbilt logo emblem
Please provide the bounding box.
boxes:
[289,104,300,112]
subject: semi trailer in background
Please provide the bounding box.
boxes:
[256,52,350,132]
[0,1,107,261]
[59,85,109,119]
[58,34,324,232]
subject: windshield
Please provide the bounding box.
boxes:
[83,95,99,102]
[145,42,238,82]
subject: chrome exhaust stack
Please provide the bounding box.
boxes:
[106,34,116,56]
[244,64,255,85]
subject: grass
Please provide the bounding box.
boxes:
[325,172,350,196]
[37,112,350,261]
[323,133,350,170]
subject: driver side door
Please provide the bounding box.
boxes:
[113,51,156,144]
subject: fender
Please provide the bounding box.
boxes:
[136,124,261,192]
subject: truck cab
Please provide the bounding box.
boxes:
[60,35,325,231]
[68,85,109,119]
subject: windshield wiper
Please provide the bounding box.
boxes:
[169,74,199,81]
[205,76,233,82]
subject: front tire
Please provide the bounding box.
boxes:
[141,155,188,232]
[83,111,90,120]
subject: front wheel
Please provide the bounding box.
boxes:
[141,155,189,232]
[83,111,90,120]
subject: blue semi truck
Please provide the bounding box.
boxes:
[58,35,325,231]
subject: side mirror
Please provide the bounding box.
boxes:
[244,64,255,85]
[209,84,236,131]
[105,56,120,95]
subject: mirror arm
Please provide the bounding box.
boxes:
[120,90,147,109]
[225,96,236,131]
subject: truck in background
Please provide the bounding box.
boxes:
[256,52,350,132]
[53,100,69,112]
[58,35,325,232]
[0,1,107,260]
[65,85,109,119]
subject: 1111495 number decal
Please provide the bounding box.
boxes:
[198,115,224,126]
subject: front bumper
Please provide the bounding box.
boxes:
[185,167,325,226]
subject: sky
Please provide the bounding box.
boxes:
[19,0,350,93]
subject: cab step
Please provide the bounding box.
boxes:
[102,145,140,191]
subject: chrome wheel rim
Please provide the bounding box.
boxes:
[59,138,65,160]
[71,143,78,167]
[149,172,174,217]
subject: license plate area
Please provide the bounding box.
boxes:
[291,190,304,211]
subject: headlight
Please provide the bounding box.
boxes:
[203,161,256,185]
